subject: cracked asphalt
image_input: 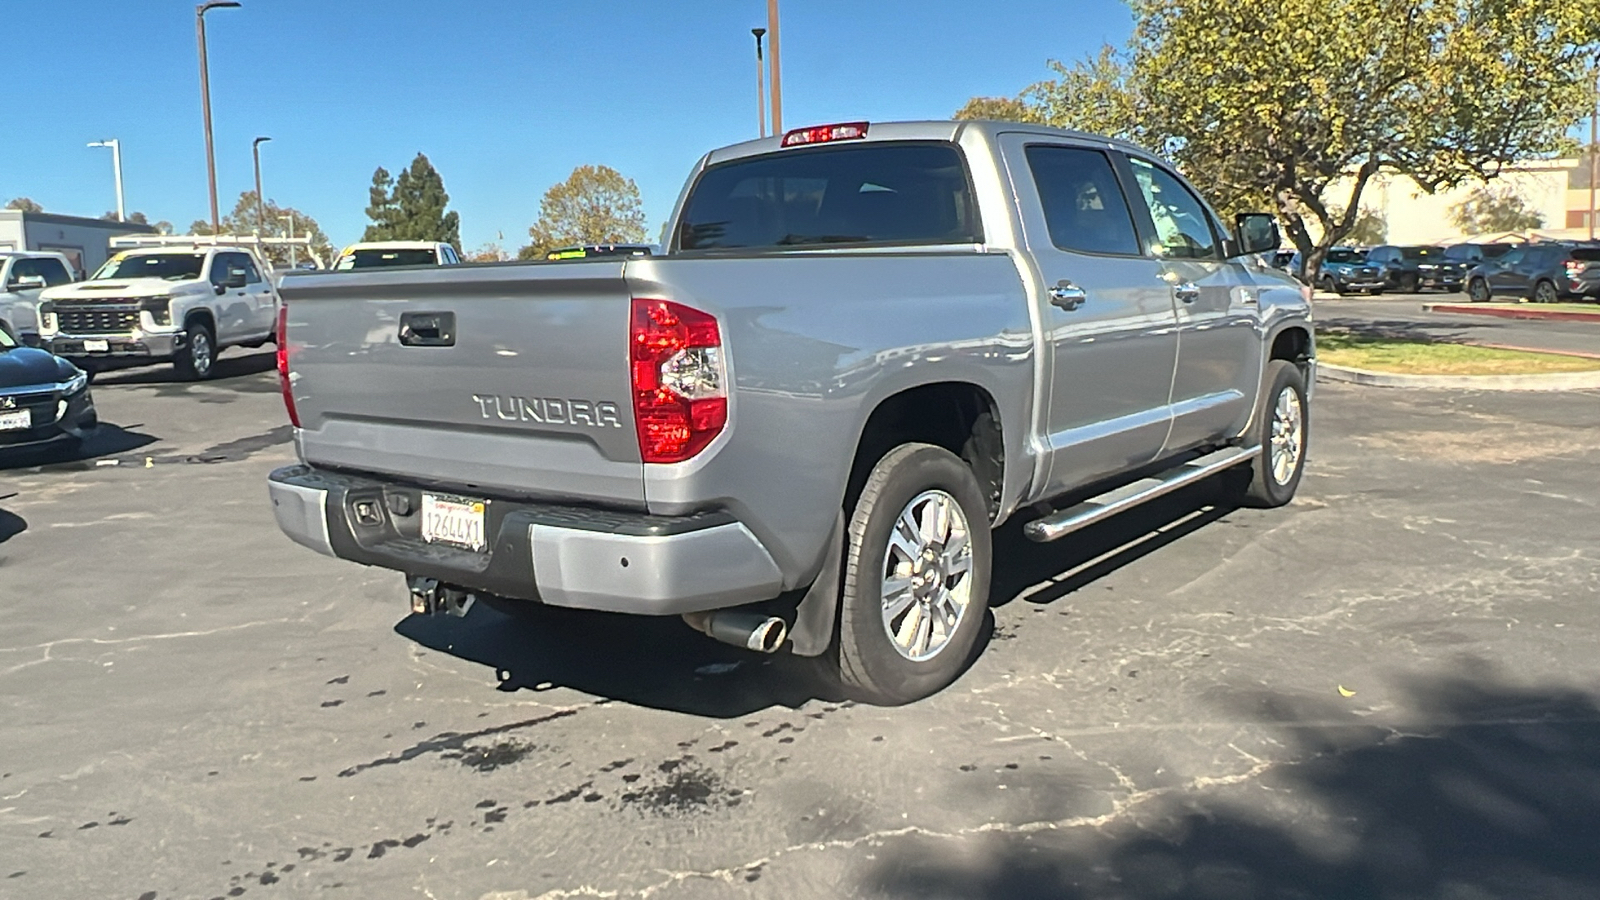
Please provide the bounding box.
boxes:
[3,349,1599,900]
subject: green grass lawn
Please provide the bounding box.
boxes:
[1317,331,1600,376]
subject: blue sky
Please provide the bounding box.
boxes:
[0,0,1135,251]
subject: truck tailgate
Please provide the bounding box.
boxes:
[279,263,643,505]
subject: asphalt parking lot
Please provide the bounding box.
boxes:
[1313,291,1600,357]
[4,349,1600,899]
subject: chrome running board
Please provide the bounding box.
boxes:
[1023,445,1259,543]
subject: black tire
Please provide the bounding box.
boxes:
[1223,360,1309,509]
[836,443,992,705]
[1468,278,1491,303]
[1319,276,1336,294]
[1399,273,1419,294]
[173,320,217,381]
[1534,280,1559,304]
[1367,288,1384,296]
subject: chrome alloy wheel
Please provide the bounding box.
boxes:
[881,490,974,662]
[1269,387,1305,486]
[191,331,214,378]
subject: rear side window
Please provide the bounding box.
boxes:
[1571,247,1600,262]
[1025,146,1141,256]
[678,142,980,251]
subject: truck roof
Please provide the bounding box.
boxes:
[702,119,1156,167]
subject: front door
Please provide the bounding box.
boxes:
[1122,155,1260,451]
[1000,136,1179,496]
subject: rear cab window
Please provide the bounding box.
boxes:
[676,142,981,251]
[336,248,442,269]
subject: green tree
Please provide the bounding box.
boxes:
[1344,208,1388,246]
[5,197,43,213]
[521,165,647,260]
[953,96,1040,123]
[190,191,335,267]
[361,154,460,248]
[964,0,1600,278]
[1448,186,1546,235]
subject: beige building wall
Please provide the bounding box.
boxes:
[1327,158,1597,245]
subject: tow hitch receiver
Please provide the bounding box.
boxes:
[407,575,476,617]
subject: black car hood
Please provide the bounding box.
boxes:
[0,347,75,389]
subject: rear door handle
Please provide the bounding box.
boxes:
[1174,282,1201,304]
[1048,280,1088,311]
[399,311,456,347]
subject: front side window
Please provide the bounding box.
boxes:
[1025,145,1142,256]
[1126,156,1218,259]
[94,253,206,281]
[678,142,981,251]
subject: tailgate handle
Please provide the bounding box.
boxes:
[398,311,456,347]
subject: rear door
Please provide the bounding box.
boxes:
[999,136,1178,492]
[281,263,644,504]
[1121,153,1260,451]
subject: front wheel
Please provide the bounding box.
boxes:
[173,321,216,381]
[836,443,992,705]
[1468,278,1491,303]
[1399,273,1419,294]
[1224,360,1308,509]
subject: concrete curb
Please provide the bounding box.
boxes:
[1318,362,1600,391]
[1424,303,1600,323]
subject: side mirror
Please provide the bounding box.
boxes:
[214,282,227,295]
[225,268,248,289]
[7,275,47,292]
[1233,213,1280,257]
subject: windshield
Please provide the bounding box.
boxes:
[678,142,980,251]
[335,248,438,269]
[1326,248,1366,264]
[1399,246,1444,260]
[93,253,206,281]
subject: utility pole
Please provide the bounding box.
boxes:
[87,140,124,222]
[252,136,271,235]
[1590,64,1597,242]
[766,0,782,135]
[197,1,242,235]
[752,28,767,138]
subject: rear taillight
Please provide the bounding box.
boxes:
[276,304,299,428]
[1566,260,1586,279]
[630,299,726,463]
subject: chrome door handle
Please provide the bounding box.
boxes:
[1048,280,1088,311]
[1174,282,1201,304]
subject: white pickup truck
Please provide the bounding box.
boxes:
[0,251,79,346]
[269,120,1314,703]
[39,244,279,380]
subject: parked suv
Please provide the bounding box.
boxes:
[38,244,280,380]
[1366,245,1466,293]
[1,251,79,345]
[1466,243,1600,303]
[1304,247,1385,295]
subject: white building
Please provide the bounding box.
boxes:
[0,209,157,277]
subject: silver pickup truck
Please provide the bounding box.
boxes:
[268,120,1313,704]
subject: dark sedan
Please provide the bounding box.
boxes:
[0,328,97,454]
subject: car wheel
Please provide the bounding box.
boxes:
[1367,288,1384,296]
[1399,273,1419,294]
[1319,276,1336,294]
[173,321,217,381]
[1223,360,1308,509]
[836,443,992,705]
[1468,278,1491,302]
[1534,280,1559,304]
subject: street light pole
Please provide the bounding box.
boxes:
[197,1,242,235]
[1589,63,1597,242]
[87,140,124,222]
[252,136,271,235]
[279,213,297,269]
[766,0,782,135]
[752,28,767,138]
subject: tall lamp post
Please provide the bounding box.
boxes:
[752,28,767,138]
[252,136,272,234]
[197,0,242,235]
[1589,62,1597,242]
[87,139,124,222]
[766,0,782,135]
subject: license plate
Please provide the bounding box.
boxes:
[0,408,30,432]
[421,493,487,552]
[83,339,109,352]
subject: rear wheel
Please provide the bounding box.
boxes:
[836,443,992,705]
[1468,278,1491,302]
[1223,360,1308,509]
[1534,279,1559,304]
[173,321,216,381]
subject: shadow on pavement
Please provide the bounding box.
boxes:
[396,479,1241,718]
[862,658,1600,899]
[0,423,159,471]
[0,508,25,545]
[89,348,276,388]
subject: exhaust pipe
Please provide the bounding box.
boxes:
[683,610,788,654]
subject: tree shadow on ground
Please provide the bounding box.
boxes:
[862,658,1600,899]
[0,508,24,545]
[395,479,1243,718]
